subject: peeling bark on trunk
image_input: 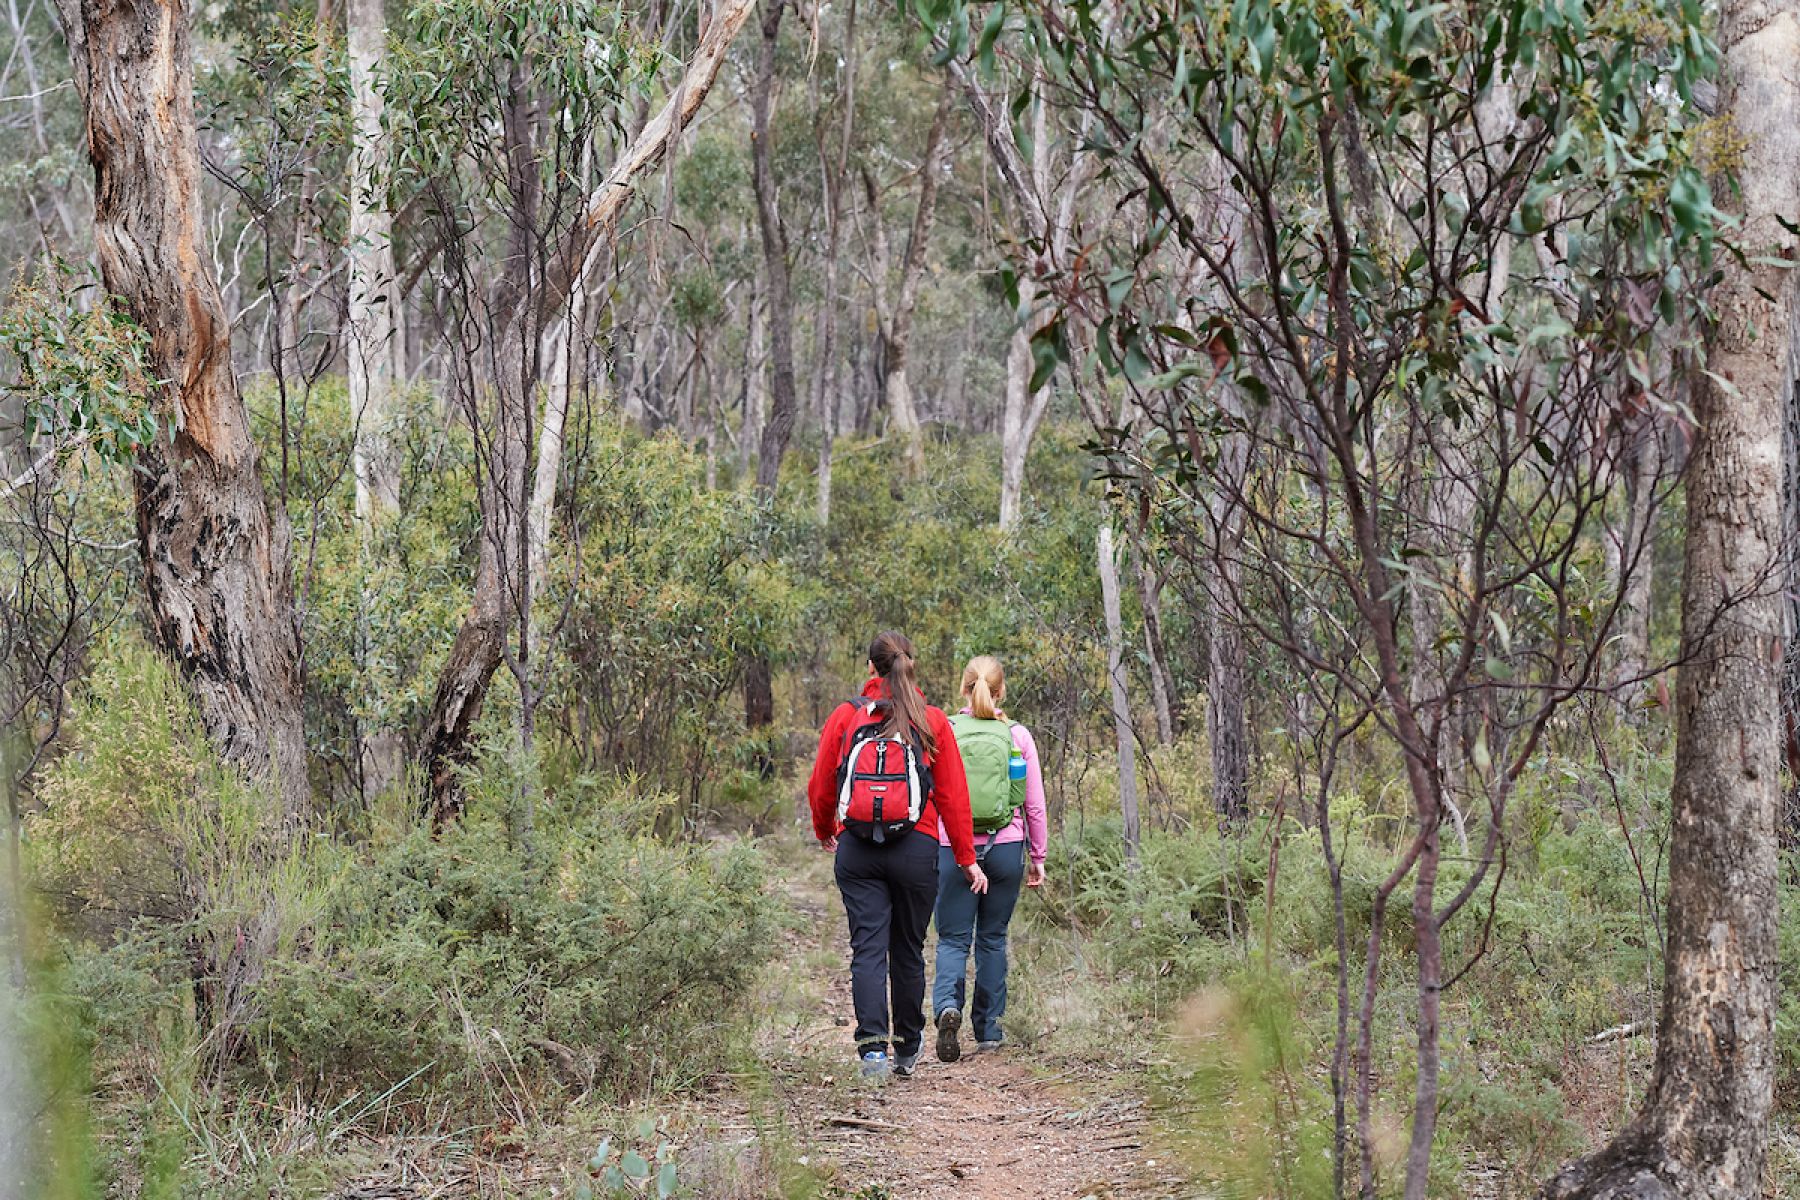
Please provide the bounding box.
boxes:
[1540,4,1793,1194]
[57,0,309,817]
[1784,314,1800,844]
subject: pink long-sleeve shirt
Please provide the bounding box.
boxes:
[936,713,1048,864]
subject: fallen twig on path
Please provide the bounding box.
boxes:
[824,1116,904,1132]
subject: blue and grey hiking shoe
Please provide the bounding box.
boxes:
[859,1050,891,1080]
[975,1037,1005,1053]
[934,1009,963,1063]
[893,1051,919,1077]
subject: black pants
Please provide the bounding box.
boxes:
[834,831,939,1057]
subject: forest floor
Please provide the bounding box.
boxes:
[700,834,1193,1200]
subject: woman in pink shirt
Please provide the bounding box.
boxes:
[931,656,1049,1061]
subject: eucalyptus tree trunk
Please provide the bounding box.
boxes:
[742,0,799,733]
[997,99,1052,532]
[740,281,765,481]
[529,274,587,585]
[812,0,857,526]
[1201,155,1252,825]
[1098,522,1141,864]
[419,65,539,827]
[1541,2,1794,1193]
[346,0,406,798]
[56,0,309,817]
[1207,431,1250,824]
[6,0,79,246]
[997,287,1050,532]
[813,230,841,526]
[750,0,798,498]
[346,0,399,516]
[1785,324,1800,844]
[1128,530,1176,745]
[955,64,1083,528]
[864,82,953,474]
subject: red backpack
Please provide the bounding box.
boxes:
[834,699,934,843]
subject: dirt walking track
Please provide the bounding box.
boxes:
[732,843,1192,1200]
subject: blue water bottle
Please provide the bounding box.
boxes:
[1008,747,1027,783]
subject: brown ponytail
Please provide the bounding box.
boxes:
[869,631,937,757]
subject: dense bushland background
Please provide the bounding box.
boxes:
[6,0,1800,1192]
[7,401,1796,1194]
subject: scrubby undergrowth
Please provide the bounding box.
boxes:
[998,740,1800,1196]
[22,639,779,1195]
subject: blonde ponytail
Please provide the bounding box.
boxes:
[961,656,1006,721]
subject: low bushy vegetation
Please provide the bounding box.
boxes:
[997,727,1800,1196]
[21,638,779,1195]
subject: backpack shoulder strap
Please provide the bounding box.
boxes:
[837,698,884,765]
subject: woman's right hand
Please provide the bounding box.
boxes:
[962,862,989,895]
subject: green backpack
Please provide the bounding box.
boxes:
[949,713,1026,836]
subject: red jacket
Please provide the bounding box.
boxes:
[808,678,977,867]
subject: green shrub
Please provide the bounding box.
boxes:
[30,636,333,1055]
[1163,966,1336,1200]
[249,763,778,1109]
[550,424,802,797]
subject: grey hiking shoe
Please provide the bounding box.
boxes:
[975,1036,1005,1052]
[894,1051,919,1077]
[935,1009,963,1063]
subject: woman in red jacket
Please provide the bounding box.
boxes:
[808,631,987,1080]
